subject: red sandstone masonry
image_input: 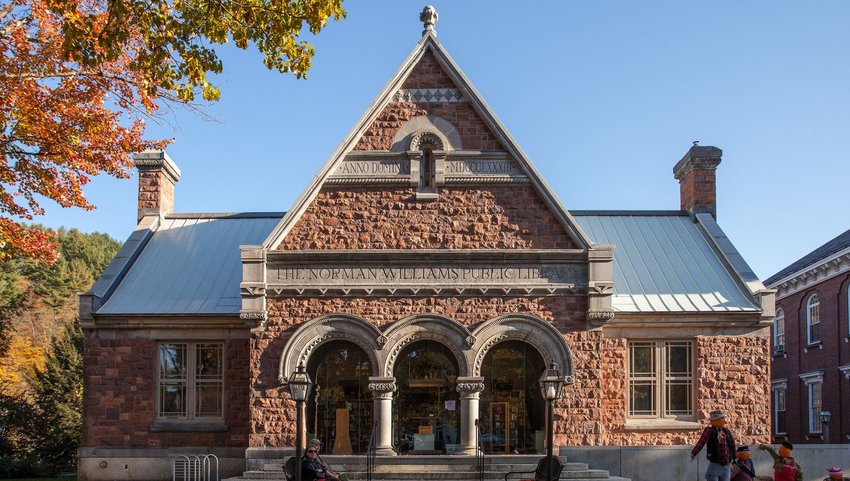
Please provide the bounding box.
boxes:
[83,338,250,447]
[279,186,577,250]
[251,296,587,447]
[354,52,502,151]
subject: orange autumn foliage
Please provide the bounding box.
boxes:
[0,0,345,263]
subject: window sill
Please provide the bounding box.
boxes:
[414,191,439,201]
[150,420,227,432]
[624,419,700,431]
[772,350,787,359]
[803,341,822,352]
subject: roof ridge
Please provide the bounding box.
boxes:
[166,212,286,219]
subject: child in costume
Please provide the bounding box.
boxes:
[758,442,802,481]
[730,445,755,481]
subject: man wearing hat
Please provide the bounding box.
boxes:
[730,446,755,481]
[306,438,343,481]
[691,410,737,481]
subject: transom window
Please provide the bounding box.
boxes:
[158,343,224,419]
[807,294,820,345]
[773,308,785,354]
[628,341,693,419]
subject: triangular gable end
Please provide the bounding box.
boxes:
[262,33,593,251]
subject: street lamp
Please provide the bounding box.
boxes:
[288,364,313,481]
[820,410,831,444]
[539,361,565,481]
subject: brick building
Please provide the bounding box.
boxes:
[79,9,775,480]
[765,228,850,444]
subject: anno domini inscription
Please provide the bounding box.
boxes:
[267,264,585,287]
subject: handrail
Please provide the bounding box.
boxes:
[475,418,483,481]
[366,419,378,481]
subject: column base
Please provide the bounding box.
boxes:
[456,447,479,456]
[374,446,398,456]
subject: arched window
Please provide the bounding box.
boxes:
[773,308,785,354]
[409,131,443,198]
[807,294,820,345]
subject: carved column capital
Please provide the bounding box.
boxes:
[456,376,485,398]
[368,377,397,400]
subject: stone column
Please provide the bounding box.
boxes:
[368,377,397,456]
[456,377,485,455]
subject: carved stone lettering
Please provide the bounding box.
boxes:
[335,160,408,176]
[444,160,523,176]
[268,265,584,286]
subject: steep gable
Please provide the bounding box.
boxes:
[263,33,592,252]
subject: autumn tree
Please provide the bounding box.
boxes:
[0,0,346,263]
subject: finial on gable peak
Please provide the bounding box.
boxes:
[420,5,438,37]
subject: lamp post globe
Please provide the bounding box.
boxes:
[288,364,312,481]
[538,361,564,481]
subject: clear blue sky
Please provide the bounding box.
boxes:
[34,1,850,281]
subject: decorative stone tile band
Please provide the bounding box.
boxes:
[394,88,464,103]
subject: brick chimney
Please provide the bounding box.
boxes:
[133,149,181,223]
[673,144,722,219]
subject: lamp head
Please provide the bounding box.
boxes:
[820,410,832,424]
[539,361,565,401]
[288,363,312,402]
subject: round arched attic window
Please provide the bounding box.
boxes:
[409,132,443,191]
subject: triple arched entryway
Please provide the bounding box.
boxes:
[279,314,574,456]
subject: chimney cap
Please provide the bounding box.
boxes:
[673,145,722,180]
[133,149,181,182]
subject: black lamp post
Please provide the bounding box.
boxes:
[820,410,831,444]
[539,361,565,481]
[288,364,312,481]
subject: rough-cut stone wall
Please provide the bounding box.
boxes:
[552,335,771,447]
[278,187,577,250]
[137,170,174,222]
[354,51,502,151]
[83,337,250,447]
[251,295,587,447]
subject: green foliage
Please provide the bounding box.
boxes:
[21,228,121,308]
[27,319,84,471]
[0,227,120,477]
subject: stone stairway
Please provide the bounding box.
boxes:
[225,455,630,481]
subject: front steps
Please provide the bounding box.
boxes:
[225,455,630,481]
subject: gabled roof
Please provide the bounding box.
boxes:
[97,213,282,315]
[573,211,760,313]
[261,32,593,251]
[765,227,850,286]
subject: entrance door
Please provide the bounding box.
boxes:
[393,340,459,454]
[306,340,372,454]
[479,340,546,454]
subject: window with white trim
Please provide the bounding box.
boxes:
[807,294,820,345]
[628,340,694,419]
[800,371,823,434]
[158,343,224,419]
[772,381,786,435]
[773,308,785,354]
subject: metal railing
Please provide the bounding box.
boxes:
[366,420,378,481]
[475,418,484,481]
[172,454,218,481]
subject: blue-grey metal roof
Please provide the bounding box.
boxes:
[97,213,282,315]
[573,212,760,313]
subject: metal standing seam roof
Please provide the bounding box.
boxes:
[573,213,760,313]
[97,214,282,315]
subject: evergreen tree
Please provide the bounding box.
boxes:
[27,319,83,472]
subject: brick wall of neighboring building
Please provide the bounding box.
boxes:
[83,337,250,447]
[278,187,577,251]
[771,272,850,443]
[354,51,502,151]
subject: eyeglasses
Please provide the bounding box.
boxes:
[306,450,317,454]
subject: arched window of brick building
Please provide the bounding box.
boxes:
[807,294,821,345]
[773,308,785,354]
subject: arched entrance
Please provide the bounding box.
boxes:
[479,340,546,454]
[306,340,372,454]
[393,340,460,454]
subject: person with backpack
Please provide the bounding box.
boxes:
[691,410,737,481]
